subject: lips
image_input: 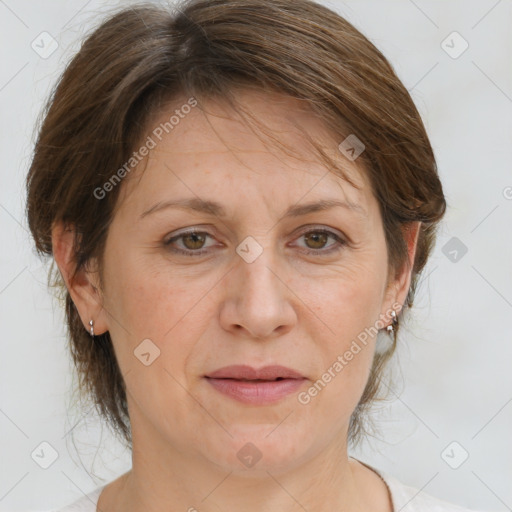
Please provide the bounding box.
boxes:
[204,365,306,405]
[205,364,304,381]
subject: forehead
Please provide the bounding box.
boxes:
[148,90,357,166]
[118,89,372,216]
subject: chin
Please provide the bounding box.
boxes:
[199,423,314,476]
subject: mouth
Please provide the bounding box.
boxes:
[204,365,306,404]
[208,377,288,382]
[205,364,305,381]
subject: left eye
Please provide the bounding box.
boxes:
[294,229,346,254]
[164,228,346,256]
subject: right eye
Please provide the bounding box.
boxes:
[164,229,217,256]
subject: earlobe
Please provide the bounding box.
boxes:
[51,221,109,335]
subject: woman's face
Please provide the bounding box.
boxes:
[94,90,412,473]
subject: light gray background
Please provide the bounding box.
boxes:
[1,0,511,510]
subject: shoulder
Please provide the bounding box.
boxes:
[49,485,105,512]
[379,470,488,512]
[353,456,488,512]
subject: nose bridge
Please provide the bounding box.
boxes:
[219,233,296,339]
[235,234,283,305]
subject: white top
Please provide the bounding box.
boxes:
[50,463,486,511]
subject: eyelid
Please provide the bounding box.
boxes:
[293,224,346,239]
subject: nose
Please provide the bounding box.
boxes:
[218,244,297,340]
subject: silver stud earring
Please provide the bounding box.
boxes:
[89,319,94,337]
[386,310,397,334]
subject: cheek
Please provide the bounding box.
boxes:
[100,258,209,426]
[101,251,214,370]
[103,248,184,332]
[294,254,386,413]
[296,250,387,338]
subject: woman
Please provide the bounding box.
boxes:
[26,0,483,510]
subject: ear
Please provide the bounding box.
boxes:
[51,221,109,336]
[381,221,421,321]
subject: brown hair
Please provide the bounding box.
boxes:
[26,0,446,447]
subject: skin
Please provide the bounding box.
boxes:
[53,89,420,512]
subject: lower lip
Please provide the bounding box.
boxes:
[205,377,306,404]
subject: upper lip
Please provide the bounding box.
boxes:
[205,365,305,380]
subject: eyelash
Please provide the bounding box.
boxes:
[164,227,347,257]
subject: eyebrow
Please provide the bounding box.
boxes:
[139,197,366,221]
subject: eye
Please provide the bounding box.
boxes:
[164,226,347,257]
[164,229,216,256]
[293,228,347,255]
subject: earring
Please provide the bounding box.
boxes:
[386,310,398,334]
[89,319,94,337]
